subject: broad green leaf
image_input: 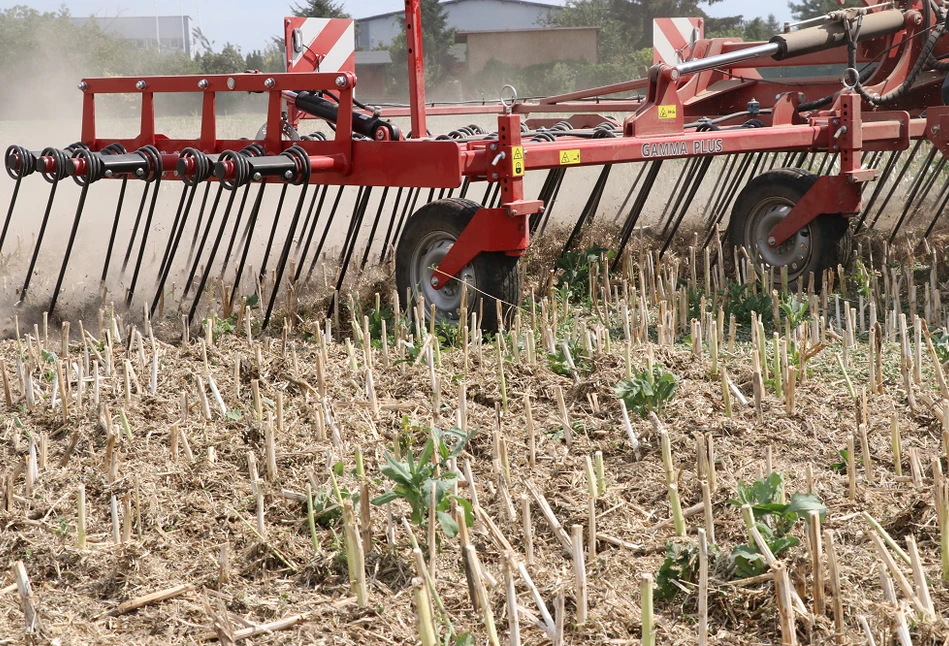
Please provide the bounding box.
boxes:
[783,492,827,521]
[436,510,459,537]
[371,491,400,506]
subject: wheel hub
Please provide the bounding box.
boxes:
[748,200,811,278]
[409,231,476,322]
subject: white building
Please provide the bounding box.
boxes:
[71,16,193,56]
[355,0,563,51]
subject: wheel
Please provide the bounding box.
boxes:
[728,168,851,286]
[395,198,520,332]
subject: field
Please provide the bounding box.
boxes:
[0,224,948,646]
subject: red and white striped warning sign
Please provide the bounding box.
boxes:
[284,17,356,74]
[653,18,704,66]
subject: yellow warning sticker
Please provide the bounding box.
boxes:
[658,105,677,119]
[559,149,581,165]
[511,145,524,176]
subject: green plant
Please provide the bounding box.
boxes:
[727,472,826,578]
[554,244,613,302]
[721,281,772,329]
[372,426,476,539]
[614,365,679,418]
[780,294,808,330]
[547,338,592,377]
[654,541,700,600]
[932,328,949,365]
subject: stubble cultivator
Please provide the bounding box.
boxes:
[6,0,949,330]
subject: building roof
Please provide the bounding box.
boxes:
[455,25,599,43]
[356,50,393,66]
[358,0,563,23]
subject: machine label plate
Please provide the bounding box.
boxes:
[641,138,723,159]
[512,146,525,176]
[658,105,677,119]
[559,149,581,165]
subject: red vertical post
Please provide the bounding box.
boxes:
[404,0,427,139]
[81,90,96,147]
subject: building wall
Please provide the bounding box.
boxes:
[465,28,598,72]
[356,0,561,51]
[71,16,192,55]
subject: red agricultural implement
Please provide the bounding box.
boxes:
[5,0,949,330]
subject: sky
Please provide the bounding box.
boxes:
[6,0,793,54]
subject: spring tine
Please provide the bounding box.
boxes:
[815,153,831,176]
[537,168,567,237]
[229,182,268,309]
[611,160,663,272]
[157,185,193,280]
[923,174,949,238]
[766,151,780,171]
[610,164,647,225]
[219,182,253,271]
[338,187,366,265]
[258,148,314,329]
[658,159,693,231]
[888,145,940,242]
[306,186,347,279]
[293,184,330,282]
[19,181,60,304]
[149,183,201,317]
[488,182,502,209]
[856,149,900,231]
[707,154,747,225]
[390,187,422,253]
[99,177,129,285]
[661,156,713,257]
[125,156,163,306]
[326,186,373,318]
[459,177,471,199]
[187,187,240,322]
[660,159,701,236]
[120,183,152,274]
[257,183,290,285]
[186,183,214,264]
[531,168,563,235]
[480,182,493,205]
[377,187,405,265]
[710,154,754,229]
[559,165,613,257]
[0,174,22,255]
[700,155,737,227]
[181,183,226,299]
[427,188,436,205]
[294,185,322,254]
[868,140,923,231]
[904,155,946,227]
[359,186,390,271]
[47,181,90,315]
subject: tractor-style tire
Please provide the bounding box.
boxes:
[395,198,520,332]
[728,169,851,287]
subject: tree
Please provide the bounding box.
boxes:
[788,0,860,21]
[388,0,457,86]
[291,0,349,18]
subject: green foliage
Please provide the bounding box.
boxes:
[655,541,699,599]
[372,423,476,539]
[309,484,350,527]
[388,0,456,91]
[614,364,678,418]
[932,329,949,365]
[555,244,614,302]
[548,339,592,378]
[780,295,808,330]
[830,448,850,474]
[722,282,772,329]
[789,0,861,21]
[727,472,826,578]
[291,0,349,18]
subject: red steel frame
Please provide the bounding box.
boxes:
[62,0,949,291]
